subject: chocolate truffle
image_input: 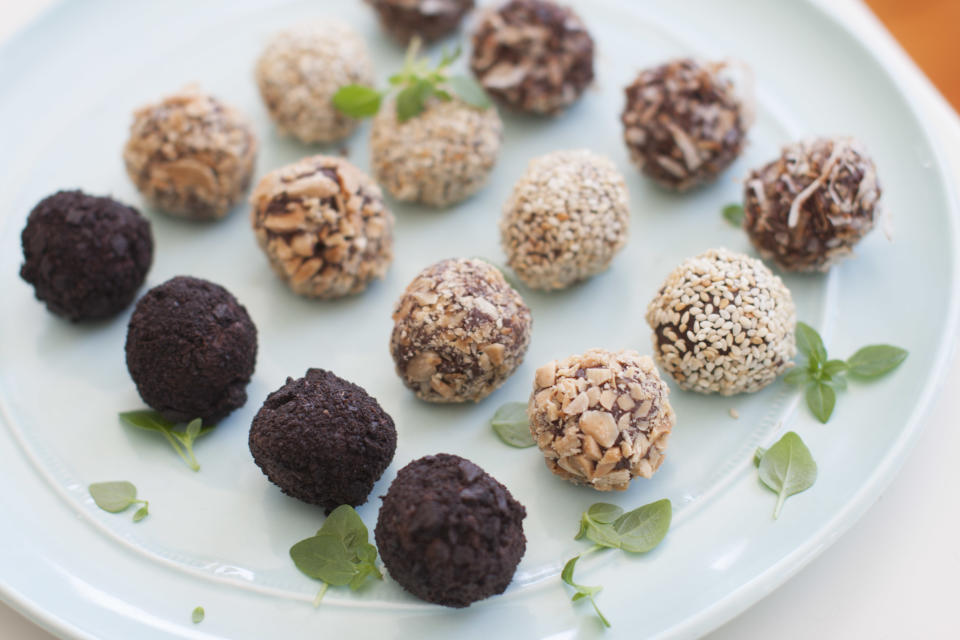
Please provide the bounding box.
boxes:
[621,59,749,191]
[249,369,397,513]
[390,259,532,403]
[250,155,394,298]
[125,276,257,424]
[646,248,796,395]
[123,87,257,219]
[374,453,527,607]
[470,0,594,115]
[255,21,374,144]
[370,98,502,207]
[500,149,629,290]
[528,349,675,491]
[743,137,882,272]
[365,0,475,44]
[19,190,153,322]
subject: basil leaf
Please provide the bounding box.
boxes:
[447,74,492,109]
[846,345,908,378]
[191,606,204,624]
[119,410,212,471]
[823,359,849,377]
[583,521,622,549]
[721,204,745,227]
[290,534,358,586]
[438,44,462,68]
[757,431,817,519]
[783,367,810,385]
[318,504,368,553]
[89,481,137,513]
[332,85,382,118]
[561,554,610,628]
[754,447,767,467]
[132,504,150,522]
[795,322,827,364]
[586,503,623,525]
[611,499,672,553]
[396,80,434,122]
[806,381,836,423]
[491,402,535,448]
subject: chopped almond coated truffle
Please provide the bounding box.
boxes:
[365,0,475,44]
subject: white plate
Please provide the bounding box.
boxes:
[0,1,957,638]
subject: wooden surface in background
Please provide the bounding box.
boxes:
[867,0,960,110]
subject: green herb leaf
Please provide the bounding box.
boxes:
[318,504,369,553]
[611,499,672,553]
[806,381,836,423]
[582,520,623,550]
[757,431,817,519]
[561,552,610,628]
[332,85,383,118]
[586,503,623,525]
[823,359,849,377]
[396,79,435,122]
[846,345,908,378]
[490,402,535,448]
[89,481,137,513]
[132,503,150,522]
[447,74,492,109]
[119,410,213,471]
[438,44,462,69]
[795,322,827,364]
[754,447,767,467]
[783,367,810,385]
[290,534,358,586]
[722,203,745,227]
[191,606,204,624]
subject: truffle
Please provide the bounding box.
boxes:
[390,258,532,403]
[469,0,594,115]
[255,22,374,144]
[500,149,629,290]
[365,0,475,44]
[249,369,397,512]
[621,59,749,191]
[250,155,394,298]
[19,190,153,322]
[742,137,882,272]
[645,248,796,395]
[528,349,675,491]
[370,98,502,207]
[374,453,526,607]
[123,87,257,219]
[125,276,258,424]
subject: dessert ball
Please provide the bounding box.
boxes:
[255,21,374,144]
[646,248,796,395]
[125,276,258,424]
[123,87,257,219]
[501,149,629,290]
[528,349,675,491]
[470,0,594,115]
[19,190,153,322]
[390,258,532,403]
[249,369,397,513]
[743,137,881,272]
[370,98,502,207]
[365,0,475,44]
[621,59,749,191]
[250,155,394,298]
[375,453,527,608]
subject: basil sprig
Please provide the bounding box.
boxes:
[490,402,535,448]
[89,481,149,522]
[721,203,745,227]
[119,411,213,471]
[754,431,817,519]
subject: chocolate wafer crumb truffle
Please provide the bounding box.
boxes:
[470,0,594,115]
[249,369,397,513]
[20,190,153,322]
[125,276,257,424]
[366,0,475,44]
[646,248,796,395]
[375,453,526,608]
[250,155,394,298]
[622,59,749,191]
[501,149,629,290]
[529,349,675,491]
[370,98,502,207]
[255,21,374,143]
[123,87,257,219]
[743,137,881,272]
[390,258,532,403]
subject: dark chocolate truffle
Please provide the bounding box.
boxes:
[470,0,594,115]
[19,190,153,322]
[366,0,474,44]
[375,454,527,607]
[249,369,397,513]
[125,276,257,424]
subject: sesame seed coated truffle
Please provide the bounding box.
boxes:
[255,21,374,144]
[646,248,796,395]
[250,155,394,298]
[470,0,594,115]
[390,258,532,403]
[365,0,475,44]
[370,99,502,207]
[743,137,881,272]
[123,87,257,219]
[621,59,749,191]
[500,149,629,290]
[528,349,675,491]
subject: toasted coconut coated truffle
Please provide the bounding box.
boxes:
[501,149,629,290]
[470,0,594,115]
[375,453,526,607]
[743,137,881,272]
[390,258,532,403]
[646,248,796,395]
[250,155,394,298]
[249,369,397,513]
[366,0,474,44]
[370,99,502,207]
[621,59,749,191]
[529,349,675,491]
[255,22,374,143]
[125,276,257,424]
[19,190,153,322]
[123,87,257,219]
